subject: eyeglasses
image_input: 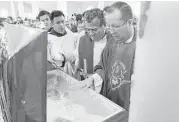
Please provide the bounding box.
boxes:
[106,21,127,31]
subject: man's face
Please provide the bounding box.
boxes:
[85,18,104,41]
[106,9,133,41]
[39,14,51,30]
[52,16,65,33]
[77,22,84,33]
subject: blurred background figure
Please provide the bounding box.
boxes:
[6,16,14,24]
[24,18,30,27]
[71,13,77,21]
[69,18,77,33]
[15,17,23,24]
[73,15,85,70]
[65,20,70,29]
[77,20,84,33]
[76,14,84,33]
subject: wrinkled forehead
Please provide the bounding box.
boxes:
[40,14,50,21]
[106,9,124,25]
[85,17,101,29]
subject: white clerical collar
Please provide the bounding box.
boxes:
[125,29,135,44]
[125,35,133,43]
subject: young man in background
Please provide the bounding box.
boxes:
[37,10,52,32]
[48,10,77,76]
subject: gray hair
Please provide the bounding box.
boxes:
[84,8,105,26]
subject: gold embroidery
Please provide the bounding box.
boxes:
[110,61,127,90]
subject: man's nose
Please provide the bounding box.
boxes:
[44,20,48,23]
[59,23,64,26]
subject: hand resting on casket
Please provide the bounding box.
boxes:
[69,76,95,90]
[66,53,76,64]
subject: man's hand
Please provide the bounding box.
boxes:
[69,76,94,90]
[86,74,93,78]
[80,70,93,79]
[53,53,64,61]
[67,55,76,64]
[52,53,65,67]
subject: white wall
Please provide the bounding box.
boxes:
[0,1,141,19]
[0,1,11,18]
[129,2,179,122]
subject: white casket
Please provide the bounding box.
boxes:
[47,69,127,122]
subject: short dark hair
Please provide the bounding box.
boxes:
[37,10,50,20]
[107,2,133,22]
[84,8,105,26]
[76,14,82,22]
[50,10,65,21]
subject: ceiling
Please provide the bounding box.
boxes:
[24,1,58,12]
[24,1,141,16]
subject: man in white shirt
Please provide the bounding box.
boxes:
[48,10,77,76]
